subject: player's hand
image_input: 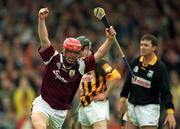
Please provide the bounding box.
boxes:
[119,101,127,117]
[93,93,107,102]
[164,114,176,129]
[38,8,49,20]
[106,26,116,41]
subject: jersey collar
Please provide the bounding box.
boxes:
[139,55,157,66]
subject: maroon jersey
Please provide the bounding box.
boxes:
[38,45,96,110]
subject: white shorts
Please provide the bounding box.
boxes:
[31,96,67,129]
[127,102,160,127]
[78,100,109,126]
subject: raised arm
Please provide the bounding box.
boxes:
[38,8,51,49]
[94,26,116,62]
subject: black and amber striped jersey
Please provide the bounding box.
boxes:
[80,59,121,107]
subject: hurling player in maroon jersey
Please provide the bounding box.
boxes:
[31,7,116,129]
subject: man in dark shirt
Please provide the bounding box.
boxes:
[31,8,116,129]
[119,34,176,129]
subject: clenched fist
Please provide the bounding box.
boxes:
[38,8,49,19]
[105,26,116,41]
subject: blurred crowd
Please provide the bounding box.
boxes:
[0,0,179,129]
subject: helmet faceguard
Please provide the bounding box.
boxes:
[62,38,82,65]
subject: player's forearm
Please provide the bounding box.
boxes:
[94,38,113,62]
[38,18,50,48]
[105,79,118,98]
[105,77,120,98]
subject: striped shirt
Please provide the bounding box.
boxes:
[80,59,120,106]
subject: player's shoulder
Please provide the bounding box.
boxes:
[131,56,140,66]
[156,59,165,65]
[96,59,113,75]
[155,59,167,70]
[97,59,111,66]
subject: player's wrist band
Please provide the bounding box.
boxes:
[120,97,126,103]
[167,109,174,114]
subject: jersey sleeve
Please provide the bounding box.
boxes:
[106,69,121,82]
[38,45,58,65]
[96,60,121,82]
[120,72,132,98]
[120,59,137,98]
[157,62,174,109]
